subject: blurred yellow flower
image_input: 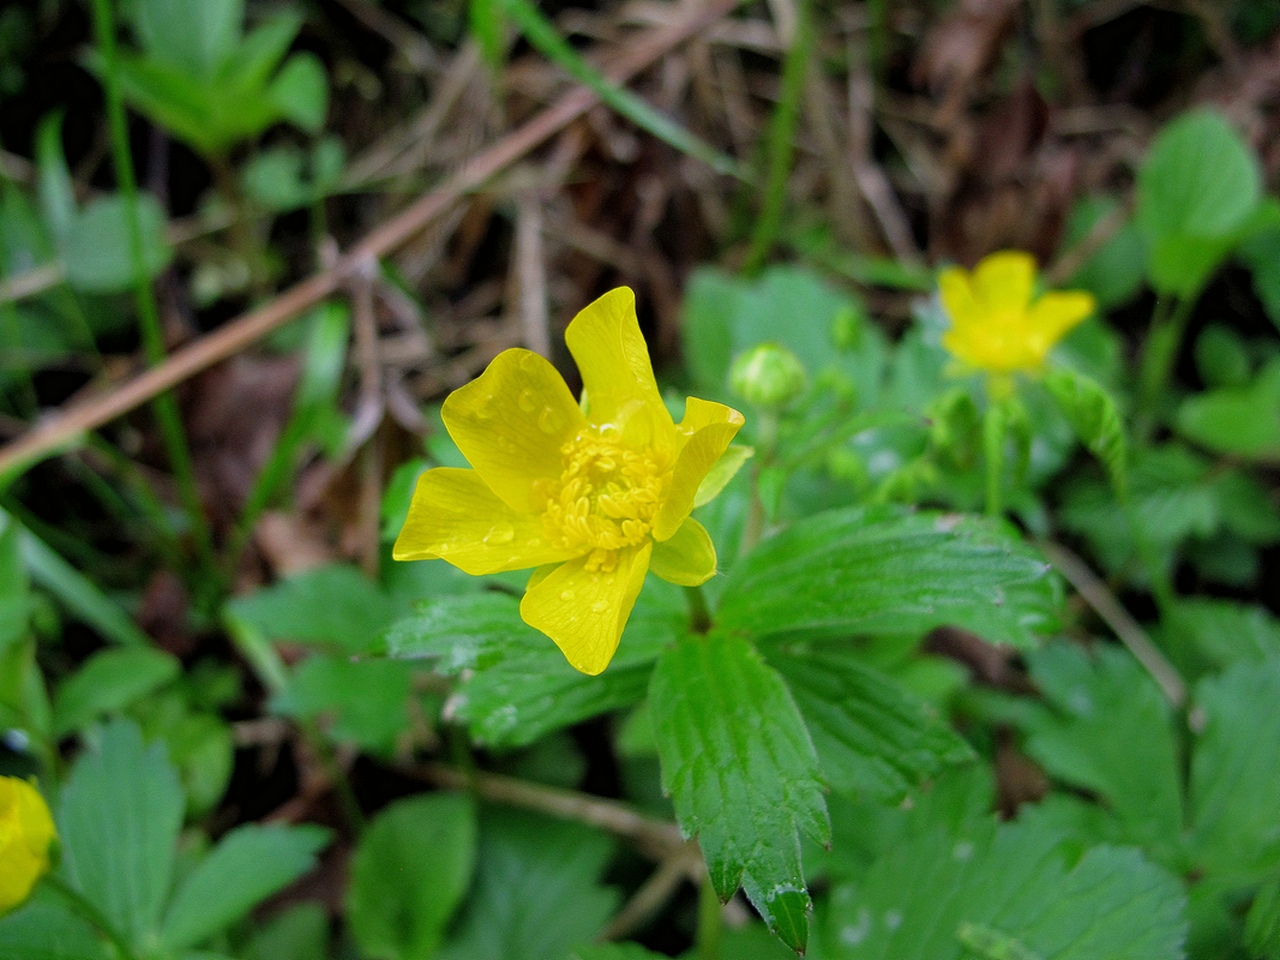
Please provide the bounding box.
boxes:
[394,288,744,675]
[0,776,56,915]
[938,251,1095,376]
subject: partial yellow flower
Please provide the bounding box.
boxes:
[394,287,744,675]
[0,776,57,916]
[938,251,1095,375]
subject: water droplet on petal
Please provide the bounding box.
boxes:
[591,600,609,614]
[538,407,563,433]
[484,523,515,544]
[559,589,575,601]
[518,389,538,413]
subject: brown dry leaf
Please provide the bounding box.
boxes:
[912,0,1021,107]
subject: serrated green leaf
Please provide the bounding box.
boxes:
[827,823,1186,960]
[160,824,329,950]
[62,194,172,294]
[435,810,618,960]
[718,506,1059,650]
[1176,358,1280,463]
[226,564,401,652]
[52,646,180,737]
[348,794,476,960]
[1137,109,1261,297]
[767,644,974,801]
[1246,880,1280,959]
[0,897,107,960]
[58,720,184,945]
[650,632,828,952]
[1021,643,1183,862]
[1042,367,1128,498]
[1161,599,1280,677]
[1190,657,1280,883]
[385,588,679,747]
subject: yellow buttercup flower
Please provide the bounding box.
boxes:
[0,776,57,916]
[394,287,744,675]
[938,251,1095,376]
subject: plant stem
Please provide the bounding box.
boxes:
[696,874,724,960]
[739,410,778,559]
[88,0,217,584]
[743,0,811,275]
[684,585,711,634]
[43,873,141,960]
[1136,294,1196,439]
[982,400,1005,518]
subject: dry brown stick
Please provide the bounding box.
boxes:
[0,0,740,478]
[598,846,703,942]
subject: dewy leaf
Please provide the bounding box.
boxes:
[1042,366,1128,498]
[1136,109,1262,297]
[650,632,829,953]
[826,822,1186,960]
[385,587,681,748]
[1021,643,1183,862]
[51,647,180,737]
[1189,657,1280,884]
[347,794,477,960]
[160,823,330,951]
[718,506,1059,650]
[435,810,618,960]
[768,644,974,802]
[57,720,184,946]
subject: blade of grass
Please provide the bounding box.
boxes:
[17,523,153,648]
[743,0,812,274]
[470,0,508,72]
[501,0,747,179]
[89,0,218,589]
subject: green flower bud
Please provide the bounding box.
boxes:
[729,343,808,410]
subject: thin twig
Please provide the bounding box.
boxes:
[1040,540,1188,708]
[598,846,703,942]
[415,762,685,858]
[0,0,741,479]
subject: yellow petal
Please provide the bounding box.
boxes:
[0,777,55,915]
[1028,290,1095,344]
[971,250,1037,314]
[565,287,675,449]
[392,468,576,575]
[649,516,717,586]
[442,349,586,513]
[652,397,745,541]
[520,542,653,675]
[938,266,981,332]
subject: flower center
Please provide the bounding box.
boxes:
[539,426,671,571]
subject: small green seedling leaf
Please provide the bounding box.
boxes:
[1043,366,1128,498]
[63,194,172,294]
[52,647,180,737]
[650,632,829,952]
[347,794,477,960]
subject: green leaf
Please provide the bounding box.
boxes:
[241,138,344,212]
[569,946,668,960]
[1240,227,1280,333]
[650,632,828,952]
[385,587,681,747]
[1161,599,1280,677]
[133,0,244,78]
[35,112,76,246]
[768,644,974,801]
[827,823,1186,960]
[272,655,418,754]
[1176,357,1280,463]
[267,52,328,133]
[1246,880,1280,960]
[1061,196,1146,310]
[52,646,180,737]
[470,0,507,71]
[225,564,402,652]
[348,794,477,960]
[62,194,172,294]
[718,506,1059,650]
[0,897,108,960]
[243,903,330,960]
[1137,109,1262,297]
[57,720,184,945]
[1189,657,1280,883]
[160,824,328,950]
[435,810,618,960]
[1042,366,1128,498]
[1021,643,1184,862]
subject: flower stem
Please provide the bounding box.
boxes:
[43,873,141,960]
[684,585,711,635]
[981,401,1005,518]
[739,410,778,559]
[89,0,217,585]
[1136,294,1196,440]
[696,873,724,960]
